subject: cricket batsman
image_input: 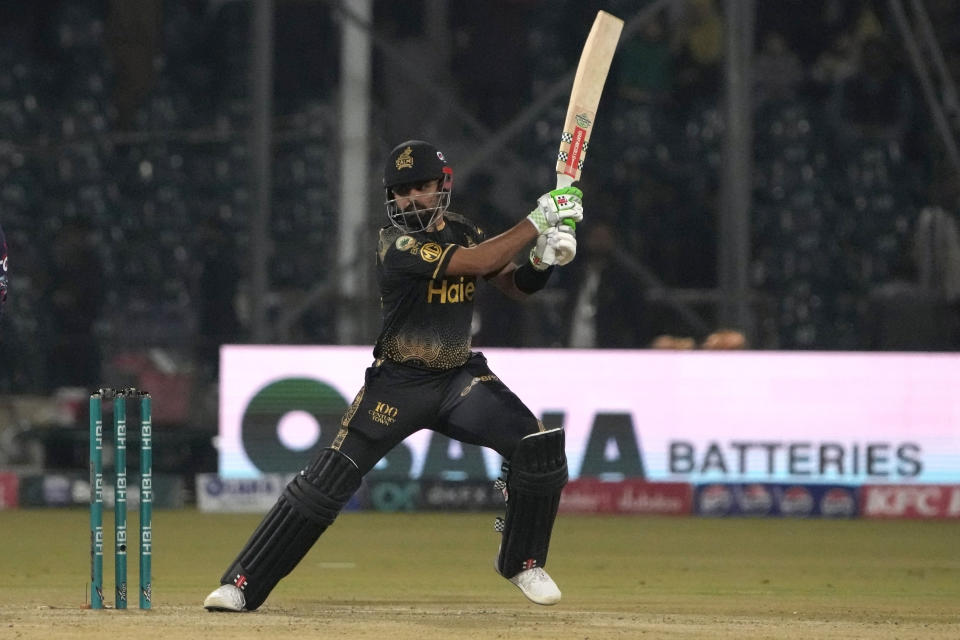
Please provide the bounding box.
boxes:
[205,140,581,611]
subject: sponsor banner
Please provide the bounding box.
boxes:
[0,471,19,509]
[17,473,184,508]
[362,479,503,512]
[365,480,421,512]
[560,479,691,515]
[861,484,960,519]
[418,480,504,511]
[695,483,858,518]
[196,473,292,513]
[196,473,368,513]
[220,346,960,485]
[365,479,501,512]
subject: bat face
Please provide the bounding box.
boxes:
[555,11,623,188]
[557,108,595,181]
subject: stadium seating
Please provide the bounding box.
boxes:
[0,2,944,394]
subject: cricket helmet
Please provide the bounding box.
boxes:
[383,140,453,232]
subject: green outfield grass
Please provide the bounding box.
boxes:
[0,509,957,639]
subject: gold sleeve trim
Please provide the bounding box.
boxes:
[432,244,458,280]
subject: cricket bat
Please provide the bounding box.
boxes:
[555,10,624,228]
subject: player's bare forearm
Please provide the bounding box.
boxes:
[444,220,537,277]
[489,262,529,300]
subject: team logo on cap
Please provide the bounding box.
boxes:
[395,146,414,170]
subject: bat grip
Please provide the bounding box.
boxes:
[555,174,577,232]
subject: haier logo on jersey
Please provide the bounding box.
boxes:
[427,277,475,304]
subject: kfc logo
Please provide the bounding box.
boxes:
[862,485,960,519]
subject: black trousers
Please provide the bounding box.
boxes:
[216,352,555,609]
[333,352,543,475]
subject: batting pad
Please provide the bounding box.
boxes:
[496,429,568,578]
[220,448,361,610]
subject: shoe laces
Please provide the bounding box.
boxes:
[519,568,551,585]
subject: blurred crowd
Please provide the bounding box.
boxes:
[0,0,959,403]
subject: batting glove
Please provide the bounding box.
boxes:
[530,225,578,271]
[527,187,583,233]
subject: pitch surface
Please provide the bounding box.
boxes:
[1,510,957,638]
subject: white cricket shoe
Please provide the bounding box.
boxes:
[496,560,562,605]
[203,584,246,612]
[509,567,562,605]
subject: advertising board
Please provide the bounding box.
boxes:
[219,346,960,486]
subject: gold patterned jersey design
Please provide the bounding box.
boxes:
[381,329,470,369]
[374,211,485,370]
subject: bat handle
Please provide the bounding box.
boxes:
[555,174,577,232]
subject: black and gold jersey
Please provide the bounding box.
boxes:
[373,211,487,370]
